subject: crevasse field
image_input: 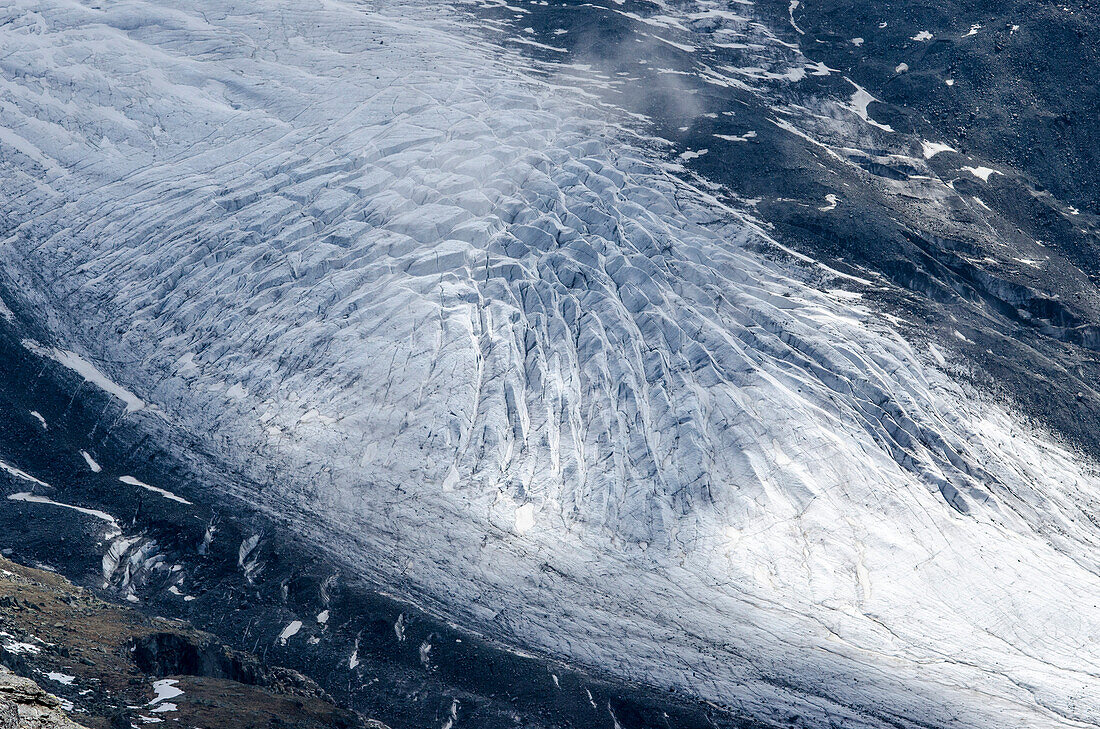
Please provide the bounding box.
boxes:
[1,0,1099,727]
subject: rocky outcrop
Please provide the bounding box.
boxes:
[129,632,333,700]
[0,668,88,729]
[0,558,369,729]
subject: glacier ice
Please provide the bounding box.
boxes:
[2,0,1100,727]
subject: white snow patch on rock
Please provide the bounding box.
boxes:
[22,340,147,414]
[118,476,192,505]
[714,131,757,142]
[847,80,893,131]
[921,141,956,158]
[961,166,1003,182]
[80,450,102,473]
[278,621,303,645]
[9,492,121,539]
[149,679,183,708]
[0,459,50,489]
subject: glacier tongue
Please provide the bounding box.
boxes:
[2,0,1100,727]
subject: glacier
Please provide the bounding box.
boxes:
[1,0,1099,727]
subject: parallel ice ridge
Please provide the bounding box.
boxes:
[1,1,1100,727]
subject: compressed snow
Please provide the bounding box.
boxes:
[1,1,1099,727]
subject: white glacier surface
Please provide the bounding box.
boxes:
[1,1,1100,727]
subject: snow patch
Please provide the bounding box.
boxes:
[0,638,41,655]
[394,613,406,642]
[21,340,147,414]
[278,621,303,645]
[921,141,956,159]
[961,166,1002,182]
[514,503,536,534]
[9,492,121,539]
[148,679,183,710]
[0,459,50,488]
[118,476,192,505]
[847,80,893,131]
[788,0,805,35]
[80,450,102,473]
[714,131,756,142]
[348,638,361,670]
[677,149,708,161]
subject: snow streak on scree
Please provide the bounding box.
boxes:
[1,1,1100,727]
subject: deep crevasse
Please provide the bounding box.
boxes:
[1,0,1099,726]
